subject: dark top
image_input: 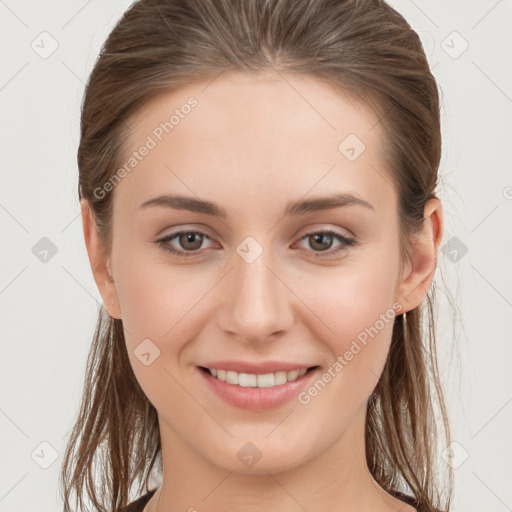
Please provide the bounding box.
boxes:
[123,488,156,512]
[122,487,439,512]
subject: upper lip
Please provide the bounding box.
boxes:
[199,360,317,374]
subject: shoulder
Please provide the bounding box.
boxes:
[122,488,157,512]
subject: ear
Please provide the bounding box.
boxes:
[395,198,443,314]
[81,199,122,319]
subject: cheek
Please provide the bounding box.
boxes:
[113,253,216,407]
[114,249,212,344]
[296,249,400,399]
[305,253,399,343]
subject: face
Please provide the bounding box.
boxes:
[85,71,433,476]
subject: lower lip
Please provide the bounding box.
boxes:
[198,367,318,410]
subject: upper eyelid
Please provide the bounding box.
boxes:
[158,222,355,239]
[157,226,354,241]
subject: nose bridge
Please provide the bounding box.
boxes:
[219,236,293,343]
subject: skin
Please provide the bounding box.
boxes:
[82,71,443,512]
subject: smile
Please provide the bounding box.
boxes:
[197,362,320,410]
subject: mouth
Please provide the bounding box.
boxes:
[198,365,320,389]
[196,360,322,410]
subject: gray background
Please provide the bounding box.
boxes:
[1,0,511,511]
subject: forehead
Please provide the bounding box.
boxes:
[114,71,395,218]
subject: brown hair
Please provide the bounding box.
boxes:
[60,0,453,510]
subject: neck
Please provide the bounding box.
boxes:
[145,408,402,512]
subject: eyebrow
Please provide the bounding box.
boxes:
[139,192,374,219]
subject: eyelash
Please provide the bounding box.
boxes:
[155,229,356,258]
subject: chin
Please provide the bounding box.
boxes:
[203,436,313,476]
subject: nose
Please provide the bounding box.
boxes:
[216,244,295,344]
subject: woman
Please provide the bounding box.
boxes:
[60,0,453,511]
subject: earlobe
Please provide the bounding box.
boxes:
[396,199,443,314]
[80,199,122,319]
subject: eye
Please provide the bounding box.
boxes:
[156,230,214,257]
[295,229,356,257]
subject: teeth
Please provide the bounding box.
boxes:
[287,370,299,381]
[238,373,256,387]
[207,367,308,387]
[274,371,288,385]
[226,371,239,385]
[257,373,274,387]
